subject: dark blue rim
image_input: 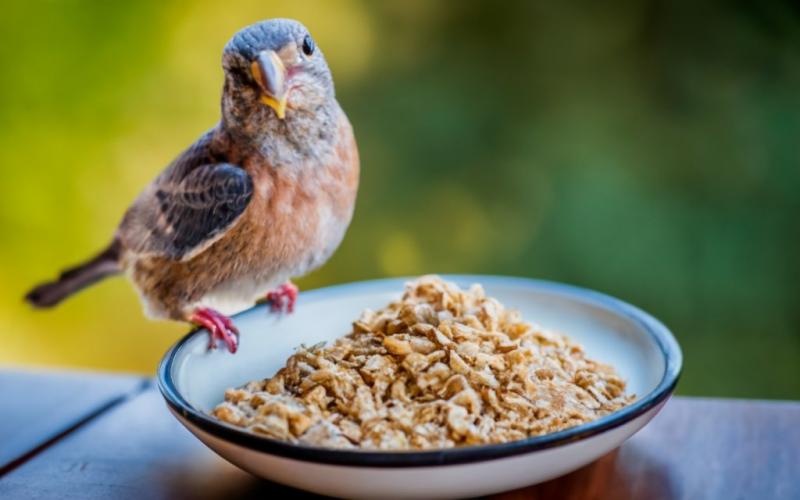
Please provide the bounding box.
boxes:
[158,275,682,467]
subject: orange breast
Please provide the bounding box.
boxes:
[129,111,359,320]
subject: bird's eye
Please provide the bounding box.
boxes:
[302,34,315,56]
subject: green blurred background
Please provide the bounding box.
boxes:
[1,1,798,399]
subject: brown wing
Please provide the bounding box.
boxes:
[118,134,253,261]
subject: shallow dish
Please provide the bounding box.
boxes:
[158,275,681,499]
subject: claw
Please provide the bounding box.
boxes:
[263,281,299,313]
[190,308,239,353]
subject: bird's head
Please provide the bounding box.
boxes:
[221,19,334,123]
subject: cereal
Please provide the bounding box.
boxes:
[212,276,634,450]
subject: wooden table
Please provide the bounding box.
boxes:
[0,369,797,499]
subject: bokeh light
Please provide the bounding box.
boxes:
[1,1,798,399]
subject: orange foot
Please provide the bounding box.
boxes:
[190,307,239,353]
[262,281,299,313]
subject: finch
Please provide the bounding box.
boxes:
[25,19,360,353]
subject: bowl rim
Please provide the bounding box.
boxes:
[158,274,682,467]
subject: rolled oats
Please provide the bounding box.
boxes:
[212,276,634,450]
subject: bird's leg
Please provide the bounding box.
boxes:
[260,281,299,313]
[190,307,239,353]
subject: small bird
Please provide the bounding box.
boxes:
[25,19,360,353]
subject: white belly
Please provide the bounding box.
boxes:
[194,274,285,316]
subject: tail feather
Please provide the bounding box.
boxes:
[25,240,122,308]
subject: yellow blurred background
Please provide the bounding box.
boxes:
[2,1,799,399]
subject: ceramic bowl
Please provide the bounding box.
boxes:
[158,275,681,499]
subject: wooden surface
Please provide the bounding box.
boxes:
[0,369,145,472]
[0,371,798,499]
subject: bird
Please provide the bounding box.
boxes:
[24,19,360,354]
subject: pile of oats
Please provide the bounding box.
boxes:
[212,276,633,450]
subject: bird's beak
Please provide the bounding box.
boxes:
[251,50,288,119]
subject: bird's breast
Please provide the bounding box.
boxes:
[213,109,359,297]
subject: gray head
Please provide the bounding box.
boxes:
[221,19,334,128]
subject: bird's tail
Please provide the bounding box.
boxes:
[25,240,122,308]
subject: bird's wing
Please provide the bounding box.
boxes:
[118,137,254,261]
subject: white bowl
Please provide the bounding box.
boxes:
[158,275,681,499]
